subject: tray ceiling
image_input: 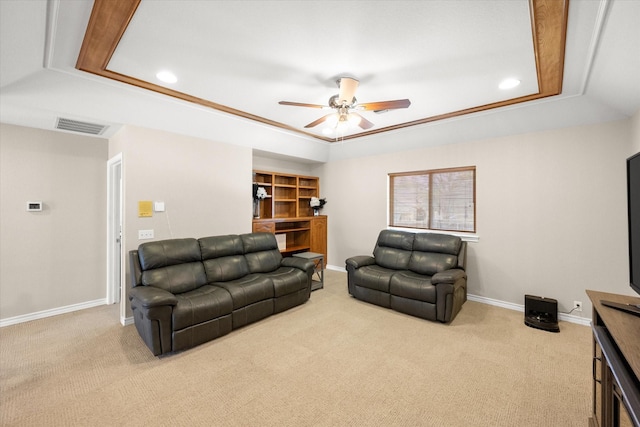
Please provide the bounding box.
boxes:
[76,0,567,142]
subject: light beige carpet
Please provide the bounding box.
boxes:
[0,270,592,426]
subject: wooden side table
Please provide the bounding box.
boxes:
[293,252,324,291]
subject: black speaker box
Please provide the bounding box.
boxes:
[524,294,559,332]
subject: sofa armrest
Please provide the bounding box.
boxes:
[129,286,178,308]
[432,269,466,285]
[282,257,314,275]
[345,255,376,270]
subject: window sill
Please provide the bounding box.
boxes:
[387,227,479,243]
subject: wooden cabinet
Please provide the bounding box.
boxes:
[252,170,327,262]
[252,216,327,263]
[587,290,640,427]
[310,215,327,262]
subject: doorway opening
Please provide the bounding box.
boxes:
[107,153,124,324]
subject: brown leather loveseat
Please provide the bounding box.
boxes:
[346,230,467,323]
[129,232,313,356]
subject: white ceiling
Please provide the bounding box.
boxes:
[1,0,639,163]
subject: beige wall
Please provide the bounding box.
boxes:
[110,125,253,317]
[2,111,637,323]
[319,118,634,316]
[631,109,640,154]
[0,124,108,319]
[253,154,318,177]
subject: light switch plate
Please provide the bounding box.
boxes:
[138,229,154,240]
[154,201,165,212]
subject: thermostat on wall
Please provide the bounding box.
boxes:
[27,201,42,212]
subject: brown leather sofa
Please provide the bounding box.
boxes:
[129,232,314,356]
[346,230,467,323]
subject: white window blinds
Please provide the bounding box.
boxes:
[389,167,476,233]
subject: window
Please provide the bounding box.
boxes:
[389,166,476,233]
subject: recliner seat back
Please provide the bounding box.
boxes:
[409,233,462,275]
[241,232,283,273]
[199,235,250,282]
[373,230,415,270]
[137,238,207,294]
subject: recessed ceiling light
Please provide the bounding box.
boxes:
[156,70,177,84]
[499,78,521,90]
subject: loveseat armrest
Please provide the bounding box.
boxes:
[432,268,466,285]
[345,255,376,270]
[282,256,314,275]
[129,286,178,308]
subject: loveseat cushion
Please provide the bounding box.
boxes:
[413,232,461,255]
[199,235,250,282]
[373,230,414,270]
[408,233,461,276]
[172,285,233,330]
[241,233,282,273]
[390,270,436,303]
[408,252,458,276]
[351,264,396,293]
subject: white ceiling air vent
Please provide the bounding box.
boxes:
[56,117,108,135]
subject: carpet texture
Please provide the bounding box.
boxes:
[0,270,592,426]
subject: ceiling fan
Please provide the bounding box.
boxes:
[279,77,411,131]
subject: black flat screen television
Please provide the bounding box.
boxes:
[600,152,640,316]
[628,151,640,296]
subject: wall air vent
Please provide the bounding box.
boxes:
[56,118,108,135]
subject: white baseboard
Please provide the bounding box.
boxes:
[0,299,107,328]
[328,264,591,327]
[467,294,592,326]
[1,273,592,329]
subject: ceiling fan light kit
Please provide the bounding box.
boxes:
[279,76,411,133]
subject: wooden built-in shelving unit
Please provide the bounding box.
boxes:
[252,171,327,262]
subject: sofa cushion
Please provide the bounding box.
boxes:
[199,235,250,282]
[199,234,244,258]
[214,274,274,309]
[263,266,309,297]
[138,238,201,270]
[241,233,282,273]
[141,262,207,294]
[390,270,436,303]
[172,285,233,330]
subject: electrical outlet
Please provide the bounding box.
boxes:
[138,229,154,240]
[573,301,583,312]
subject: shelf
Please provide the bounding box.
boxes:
[275,227,309,233]
[280,245,310,253]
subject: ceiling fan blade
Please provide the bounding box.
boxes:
[350,113,374,130]
[279,101,326,109]
[357,99,411,111]
[304,114,335,128]
[338,77,359,105]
